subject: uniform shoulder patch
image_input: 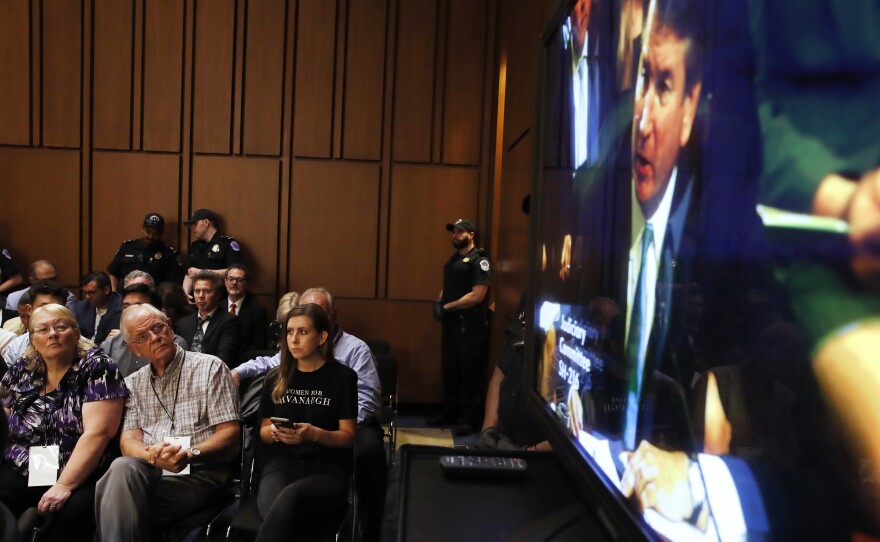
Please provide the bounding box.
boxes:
[480,259,490,272]
[230,241,241,251]
[1,249,10,260]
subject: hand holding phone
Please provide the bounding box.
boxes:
[270,417,296,429]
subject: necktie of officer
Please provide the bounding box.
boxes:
[624,223,653,450]
[192,315,210,353]
[230,303,236,315]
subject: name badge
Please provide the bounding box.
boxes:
[28,445,60,487]
[161,436,191,476]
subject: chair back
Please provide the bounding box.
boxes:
[376,354,398,399]
[364,339,391,357]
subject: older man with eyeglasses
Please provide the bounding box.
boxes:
[94,303,240,542]
[100,283,188,377]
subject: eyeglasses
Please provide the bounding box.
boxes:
[130,322,169,345]
[32,322,74,336]
[225,277,246,284]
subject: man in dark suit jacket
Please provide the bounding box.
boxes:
[222,264,267,361]
[72,271,122,344]
[178,270,241,368]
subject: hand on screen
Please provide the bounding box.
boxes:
[621,441,693,523]
[703,371,732,455]
[847,168,880,291]
[814,167,880,291]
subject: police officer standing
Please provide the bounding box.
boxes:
[106,213,183,291]
[182,208,244,296]
[428,218,491,436]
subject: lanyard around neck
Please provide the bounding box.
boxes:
[149,352,185,433]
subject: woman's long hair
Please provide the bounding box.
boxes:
[270,303,335,403]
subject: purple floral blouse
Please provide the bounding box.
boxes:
[1,347,129,476]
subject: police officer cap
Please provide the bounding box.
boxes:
[445,218,476,233]
[184,208,218,225]
[143,213,165,232]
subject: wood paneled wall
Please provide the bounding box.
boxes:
[0,0,504,403]
[487,0,559,357]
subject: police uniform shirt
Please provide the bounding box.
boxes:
[441,247,491,306]
[107,239,182,284]
[0,248,19,283]
[186,231,243,271]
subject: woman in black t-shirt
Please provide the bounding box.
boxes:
[255,303,357,542]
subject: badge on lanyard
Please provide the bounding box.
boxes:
[161,435,192,476]
[28,445,60,486]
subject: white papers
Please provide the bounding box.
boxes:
[161,436,191,476]
[28,445,59,487]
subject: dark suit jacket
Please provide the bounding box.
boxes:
[178,308,242,368]
[223,296,268,359]
[72,292,122,344]
[630,174,699,450]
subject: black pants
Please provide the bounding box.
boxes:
[0,464,96,542]
[440,312,488,421]
[256,457,348,542]
[356,422,387,542]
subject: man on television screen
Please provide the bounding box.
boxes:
[615,0,729,535]
[621,0,702,452]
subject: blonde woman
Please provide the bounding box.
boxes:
[0,304,127,541]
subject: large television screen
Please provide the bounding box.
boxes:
[527,0,880,539]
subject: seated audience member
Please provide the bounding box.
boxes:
[0,304,127,542]
[72,271,121,344]
[223,264,268,358]
[0,246,23,304]
[178,271,242,367]
[232,287,385,541]
[0,328,14,359]
[476,297,551,452]
[267,291,301,349]
[2,292,29,335]
[0,409,9,538]
[122,270,155,289]
[256,303,357,542]
[95,304,240,541]
[5,260,76,311]
[3,281,73,368]
[100,271,157,342]
[100,284,187,377]
[156,281,196,331]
